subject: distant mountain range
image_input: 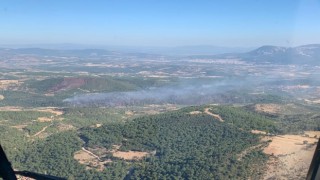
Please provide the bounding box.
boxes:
[244,44,320,64]
[0,44,319,64]
[191,44,320,65]
[0,47,158,59]
[0,44,252,56]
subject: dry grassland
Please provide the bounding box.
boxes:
[263,132,319,179]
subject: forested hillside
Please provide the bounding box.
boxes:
[81,106,271,179]
[3,106,277,179]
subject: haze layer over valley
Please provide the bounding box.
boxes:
[0,45,319,179]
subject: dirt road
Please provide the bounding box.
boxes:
[204,108,224,122]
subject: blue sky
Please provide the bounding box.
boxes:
[1,0,320,47]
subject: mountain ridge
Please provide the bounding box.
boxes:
[245,44,320,64]
[0,44,319,64]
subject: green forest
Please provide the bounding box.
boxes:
[0,74,319,179]
[0,106,280,179]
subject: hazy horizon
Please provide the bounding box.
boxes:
[1,42,319,56]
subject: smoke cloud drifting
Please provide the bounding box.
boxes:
[63,79,259,107]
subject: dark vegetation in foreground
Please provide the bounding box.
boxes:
[2,106,280,179]
[0,102,319,179]
[80,106,273,179]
